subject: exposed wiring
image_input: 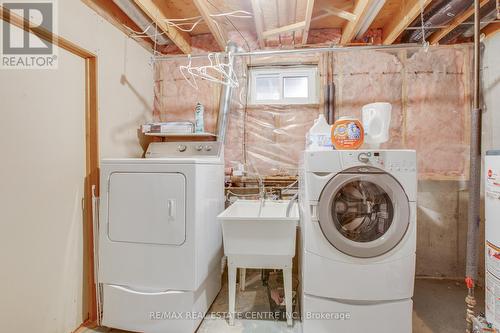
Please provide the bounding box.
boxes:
[206,0,253,52]
[419,0,430,52]
[162,10,252,33]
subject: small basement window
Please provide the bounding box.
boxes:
[249,66,319,105]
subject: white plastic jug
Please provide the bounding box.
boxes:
[306,114,333,151]
[362,102,392,148]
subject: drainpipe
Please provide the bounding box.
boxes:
[465,0,482,331]
[216,41,238,143]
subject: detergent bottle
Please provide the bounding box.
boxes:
[306,114,333,151]
[331,116,364,150]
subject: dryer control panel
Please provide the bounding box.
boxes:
[145,141,222,158]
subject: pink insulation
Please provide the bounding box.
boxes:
[404,48,471,178]
[153,37,472,179]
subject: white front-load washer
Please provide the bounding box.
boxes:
[97,142,225,333]
[300,149,417,333]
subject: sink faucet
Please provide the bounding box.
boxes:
[242,170,266,205]
[286,192,299,217]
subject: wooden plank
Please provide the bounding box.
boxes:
[302,0,316,44]
[84,56,99,325]
[428,0,490,45]
[482,22,500,37]
[250,0,266,48]
[382,0,432,45]
[82,0,153,53]
[340,0,373,44]
[328,6,357,22]
[262,20,306,38]
[193,0,227,51]
[133,0,191,54]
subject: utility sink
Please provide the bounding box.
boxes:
[217,200,299,258]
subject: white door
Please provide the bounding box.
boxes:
[108,172,186,246]
[318,170,410,258]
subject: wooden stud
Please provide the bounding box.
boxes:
[428,0,490,45]
[482,22,500,38]
[1,4,99,326]
[82,0,154,53]
[341,0,373,44]
[133,0,192,54]
[382,0,432,45]
[250,0,266,48]
[193,0,227,51]
[302,0,316,44]
[262,21,306,38]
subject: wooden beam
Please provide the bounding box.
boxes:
[302,0,316,44]
[250,0,266,48]
[340,0,373,44]
[193,0,227,51]
[482,22,500,37]
[312,8,357,22]
[82,0,153,53]
[262,21,306,38]
[133,0,191,54]
[428,0,490,44]
[382,0,432,45]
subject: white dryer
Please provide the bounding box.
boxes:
[97,142,225,333]
[300,149,417,333]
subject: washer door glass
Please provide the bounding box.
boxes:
[318,172,410,258]
[333,180,394,242]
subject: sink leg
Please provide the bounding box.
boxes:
[283,266,293,327]
[228,262,237,326]
[239,268,246,291]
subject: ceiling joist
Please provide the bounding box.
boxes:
[382,0,432,45]
[312,7,357,23]
[340,0,373,44]
[302,0,316,44]
[482,22,500,37]
[250,0,266,48]
[428,0,490,44]
[262,21,306,38]
[133,0,191,54]
[193,0,228,51]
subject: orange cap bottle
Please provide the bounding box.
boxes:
[331,117,364,150]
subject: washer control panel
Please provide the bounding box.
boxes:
[145,141,221,158]
[341,150,416,173]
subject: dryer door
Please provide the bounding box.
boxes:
[108,172,186,246]
[318,172,410,258]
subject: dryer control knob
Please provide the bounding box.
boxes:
[177,144,187,152]
[358,153,370,163]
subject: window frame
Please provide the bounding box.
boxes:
[248,66,319,105]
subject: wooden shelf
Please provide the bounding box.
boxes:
[144,132,216,137]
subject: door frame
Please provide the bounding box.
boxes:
[1,6,99,326]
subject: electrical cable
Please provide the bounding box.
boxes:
[206,0,253,52]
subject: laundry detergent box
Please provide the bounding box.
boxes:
[331,117,364,150]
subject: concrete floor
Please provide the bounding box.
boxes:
[83,271,484,333]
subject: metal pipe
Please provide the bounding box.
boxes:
[465,0,482,331]
[329,83,335,124]
[323,84,330,122]
[216,41,238,143]
[153,43,421,61]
